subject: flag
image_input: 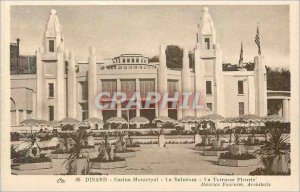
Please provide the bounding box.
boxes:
[238,41,243,66]
[255,25,261,55]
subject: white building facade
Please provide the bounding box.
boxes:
[11,8,290,128]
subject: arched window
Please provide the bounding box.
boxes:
[10,98,16,111]
[10,98,16,126]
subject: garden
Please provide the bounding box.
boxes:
[11,114,290,175]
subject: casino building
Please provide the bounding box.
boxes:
[10,7,290,128]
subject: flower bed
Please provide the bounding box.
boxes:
[218,152,259,167]
[249,168,291,175]
[13,155,51,164]
[219,152,256,160]
[244,144,264,152]
[12,156,52,171]
[218,158,260,167]
[115,148,135,153]
[49,149,70,159]
[115,148,136,158]
[12,162,53,171]
[203,148,228,157]
[89,156,127,169]
[125,144,141,151]
[194,143,212,151]
[126,143,140,148]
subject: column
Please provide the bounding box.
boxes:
[254,56,267,117]
[32,92,37,119]
[283,99,289,121]
[36,47,44,119]
[88,46,97,118]
[15,109,19,126]
[97,79,103,119]
[181,48,191,117]
[177,80,183,120]
[56,52,66,120]
[154,78,159,118]
[23,110,27,121]
[117,79,122,117]
[136,78,140,117]
[215,44,225,116]
[157,45,168,117]
[67,51,77,118]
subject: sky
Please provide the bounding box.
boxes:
[11,5,290,69]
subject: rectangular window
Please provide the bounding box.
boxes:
[48,106,54,121]
[207,103,213,111]
[48,83,54,97]
[167,80,178,98]
[132,58,134,63]
[239,102,245,115]
[122,58,125,63]
[102,80,117,95]
[238,80,244,94]
[204,38,210,49]
[80,81,88,101]
[140,79,155,99]
[127,58,130,63]
[121,80,136,98]
[136,58,139,62]
[206,81,212,95]
[49,40,55,52]
[81,103,88,121]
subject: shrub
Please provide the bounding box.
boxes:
[219,152,256,160]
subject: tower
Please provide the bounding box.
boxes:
[194,7,224,116]
[36,9,67,121]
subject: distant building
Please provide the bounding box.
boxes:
[10,8,290,128]
[10,39,36,75]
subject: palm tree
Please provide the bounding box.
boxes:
[64,128,90,175]
[261,124,290,174]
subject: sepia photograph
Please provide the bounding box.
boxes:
[1,1,299,191]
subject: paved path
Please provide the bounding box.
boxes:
[99,144,261,175]
[12,144,262,175]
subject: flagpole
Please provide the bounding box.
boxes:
[255,23,261,56]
